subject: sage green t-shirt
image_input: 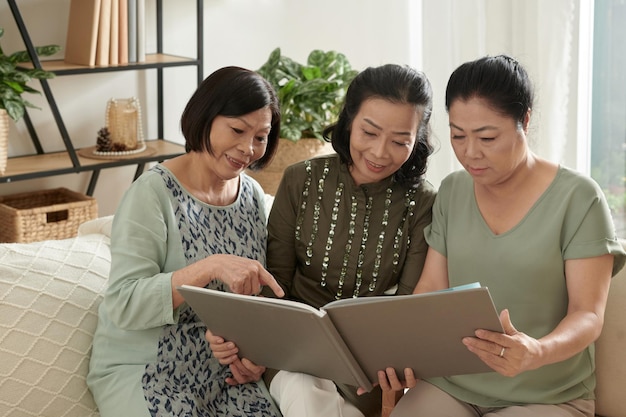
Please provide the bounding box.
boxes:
[425,167,626,407]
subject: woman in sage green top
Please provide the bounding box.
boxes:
[381,55,626,417]
[87,67,285,417]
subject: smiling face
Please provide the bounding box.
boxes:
[348,97,420,186]
[203,107,272,181]
[448,97,530,186]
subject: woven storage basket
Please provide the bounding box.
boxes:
[246,138,335,195]
[0,187,98,243]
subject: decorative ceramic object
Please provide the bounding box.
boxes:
[105,97,144,152]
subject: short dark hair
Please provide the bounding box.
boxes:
[445,55,534,126]
[180,66,281,170]
[323,64,434,187]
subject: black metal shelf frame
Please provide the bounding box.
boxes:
[2,0,204,195]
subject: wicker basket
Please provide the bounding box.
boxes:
[0,109,9,176]
[0,188,98,243]
[246,138,335,195]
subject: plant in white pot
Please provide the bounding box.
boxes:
[0,27,59,175]
[248,47,358,194]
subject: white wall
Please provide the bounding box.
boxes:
[0,0,417,216]
[419,0,586,191]
[1,0,587,218]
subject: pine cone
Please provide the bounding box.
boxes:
[111,142,128,152]
[96,127,112,152]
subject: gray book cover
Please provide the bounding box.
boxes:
[178,285,503,392]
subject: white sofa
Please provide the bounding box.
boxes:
[0,216,624,417]
[0,217,112,417]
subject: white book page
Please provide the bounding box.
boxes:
[178,285,325,317]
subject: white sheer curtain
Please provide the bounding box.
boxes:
[416,0,584,188]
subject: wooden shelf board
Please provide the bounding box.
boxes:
[1,140,185,180]
[26,54,196,73]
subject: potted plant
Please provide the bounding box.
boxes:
[0,27,60,175]
[257,47,358,141]
[250,47,358,194]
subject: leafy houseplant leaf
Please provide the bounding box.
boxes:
[4,98,24,122]
[0,27,59,122]
[257,47,358,141]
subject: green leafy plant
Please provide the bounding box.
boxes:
[0,27,60,122]
[257,47,358,141]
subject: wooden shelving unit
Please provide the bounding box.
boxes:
[1,0,203,195]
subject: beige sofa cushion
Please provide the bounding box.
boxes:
[0,231,110,417]
[595,239,626,417]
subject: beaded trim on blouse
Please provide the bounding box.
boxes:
[295,159,417,299]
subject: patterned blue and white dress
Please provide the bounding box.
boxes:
[88,165,281,417]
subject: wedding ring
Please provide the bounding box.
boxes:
[499,347,506,358]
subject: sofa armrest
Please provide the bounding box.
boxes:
[595,238,626,417]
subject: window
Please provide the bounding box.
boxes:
[591,0,626,236]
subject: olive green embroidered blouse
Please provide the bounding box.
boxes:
[263,154,436,309]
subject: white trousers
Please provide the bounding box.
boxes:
[269,370,365,417]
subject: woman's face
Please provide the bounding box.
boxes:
[204,107,271,180]
[348,97,420,186]
[448,97,529,186]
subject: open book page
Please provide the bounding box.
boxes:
[323,286,503,382]
[323,282,483,309]
[182,287,325,316]
[433,281,482,292]
[177,285,373,390]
